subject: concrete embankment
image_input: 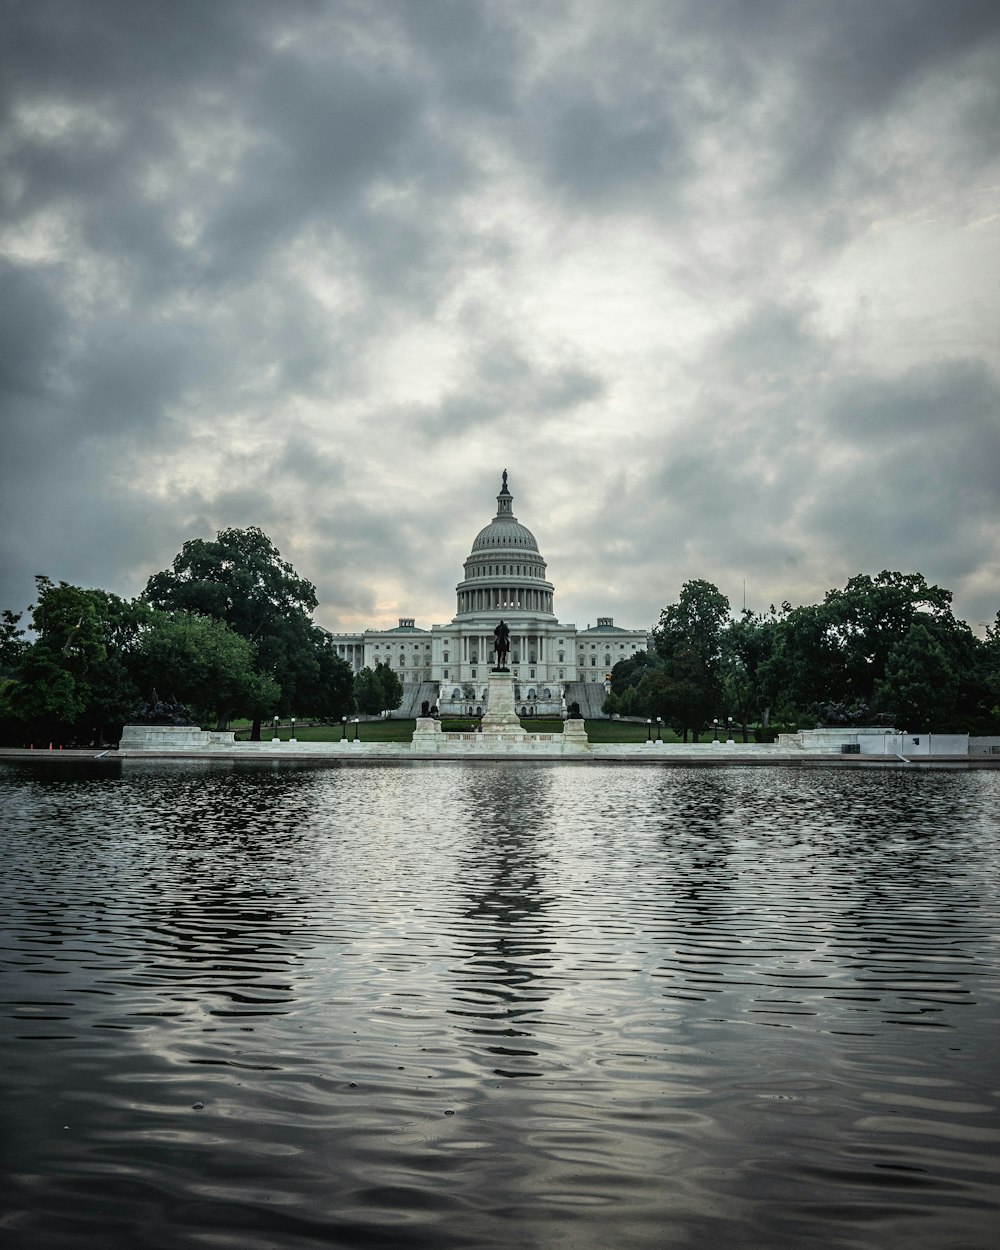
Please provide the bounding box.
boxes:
[1,746,995,770]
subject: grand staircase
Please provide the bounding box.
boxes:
[395,681,440,718]
[562,681,608,720]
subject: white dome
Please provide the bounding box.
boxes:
[453,471,555,620]
[471,518,539,552]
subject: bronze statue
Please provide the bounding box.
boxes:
[493,619,510,670]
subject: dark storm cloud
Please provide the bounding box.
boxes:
[200,61,426,281]
[71,317,211,436]
[0,1,997,633]
[532,89,690,209]
[759,0,1000,194]
[393,0,523,115]
[0,259,68,396]
[413,341,606,440]
[276,436,348,490]
[805,361,1000,568]
[558,285,1000,626]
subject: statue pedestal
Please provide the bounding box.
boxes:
[481,670,520,731]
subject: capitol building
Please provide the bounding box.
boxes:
[327,472,650,716]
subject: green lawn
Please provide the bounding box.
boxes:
[584,719,683,743]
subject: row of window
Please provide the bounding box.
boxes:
[441,669,567,680]
[467,563,544,578]
[448,687,555,700]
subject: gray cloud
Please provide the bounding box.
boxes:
[1,0,998,636]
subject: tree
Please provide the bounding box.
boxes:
[653,580,730,732]
[132,611,280,725]
[982,611,1000,727]
[354,661,404,717]
[7,577,141,744]
[723,608,780,733]
[757,602,848,718]
[822,571,954,706]
[637,645,715,742]
[0,610,27,674]
[296,630,355,722]
[354,666,381,716]
[876,621,958,730]
[609,649,660,697]
[144,527,318,738]
[375,661,403,715]
[654,579,730,674]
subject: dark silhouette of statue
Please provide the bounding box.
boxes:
[493,619,510,670]
[810,701,893,728]
[130,689,192,725]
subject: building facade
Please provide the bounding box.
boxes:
[326,472,649,714]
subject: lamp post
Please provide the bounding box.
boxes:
[712,718,720,743]
[272,715,280,743]
[646,718,652,742]
[341,716,347,742]
[727,716,733,743]
[353,717,360,742]
[290,716,296,743]
[656,716,663,743]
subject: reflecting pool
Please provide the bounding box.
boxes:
[2,760,999,1249]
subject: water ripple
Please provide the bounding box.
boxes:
[1,760,998,1249]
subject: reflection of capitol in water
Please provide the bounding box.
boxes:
[326,471,650,715]
[449,770,557,1080]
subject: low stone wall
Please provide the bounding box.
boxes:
[777,727,969,756]
[412,716,590,754]
[119,725,237,751]
[115,723,976,761]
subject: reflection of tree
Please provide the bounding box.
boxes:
[448,767,557,1077]
[89,764,334,1019]
[654,773,736,905]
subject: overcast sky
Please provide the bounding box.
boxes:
[2,0,999,637]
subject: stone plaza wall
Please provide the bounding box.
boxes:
[119,725,237,751]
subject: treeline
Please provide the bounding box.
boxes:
[0,527,403,747]
[604,574,1000,741]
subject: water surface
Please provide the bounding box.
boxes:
[2,760,999,1248]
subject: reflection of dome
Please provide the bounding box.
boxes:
[455,470,555,619]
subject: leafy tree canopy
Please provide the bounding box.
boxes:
[654,579,730,674]
[144,527,317,638]
[354,661,404,716]
[144,527,320,735]
[609,648,661,696]
[133,610,280,725]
